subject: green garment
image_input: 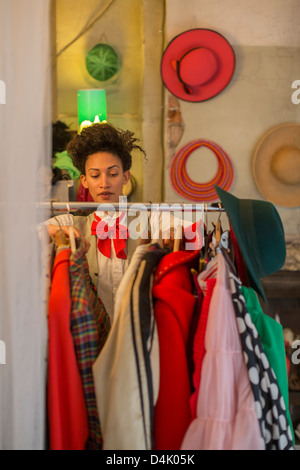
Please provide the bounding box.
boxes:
[241,285,295,444]
[53,150,81,180]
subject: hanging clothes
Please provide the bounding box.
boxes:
[152,249,200,450]
[181,252,264,450]
[69,238,111,450]
[92,243,166,450]
[48,246,89,450]
[189,276,216,419]
[186,270,205,392]
[189,256,220,420]
[241,285,295,444]
[228,265,294,450]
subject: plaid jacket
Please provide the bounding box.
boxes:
[69,239,111,450]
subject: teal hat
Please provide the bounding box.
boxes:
[214,185,286,302]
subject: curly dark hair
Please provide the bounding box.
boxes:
[66,122,146,175]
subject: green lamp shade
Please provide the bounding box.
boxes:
[77,89,107,130]
[86,43,121,82]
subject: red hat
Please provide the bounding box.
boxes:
[161,29,235,102]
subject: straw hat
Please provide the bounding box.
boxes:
[252,123,300,207]
[215,185,286,302]
[161,28,235,102]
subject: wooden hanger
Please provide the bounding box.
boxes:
[150,208,164,249]
[214,203,222,245]
[66,203,76,253]
[173,224,182,252]
[50,200,71,249]
[208,203,223,257]
[151,226,164,249]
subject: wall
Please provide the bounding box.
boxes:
[55,0,300,237]
[142,0,165,203]
[55,0,145,201]
[163,0,300,237]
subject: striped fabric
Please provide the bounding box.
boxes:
[91,243,162,450]
[69,239,111,450]
[169,139,234,201]
[130,245,167,450]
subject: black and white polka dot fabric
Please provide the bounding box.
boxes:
[228,268,294,450]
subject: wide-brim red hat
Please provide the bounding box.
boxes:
[161,29,235,102]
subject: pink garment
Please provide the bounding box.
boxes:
[189,277,216,419]
[181,253,264,450]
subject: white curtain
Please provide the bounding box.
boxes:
[0,0,51,449]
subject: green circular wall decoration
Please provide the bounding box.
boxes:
[85,43,121,82]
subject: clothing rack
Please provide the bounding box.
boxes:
[37,201,225,213]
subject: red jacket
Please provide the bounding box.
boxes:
[48,248,88,450]
[152,249,199,450]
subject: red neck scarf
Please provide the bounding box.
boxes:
[91,212,129,259]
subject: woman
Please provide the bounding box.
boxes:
[46,122,148,322]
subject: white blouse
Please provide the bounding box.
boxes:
[45,212,129,323]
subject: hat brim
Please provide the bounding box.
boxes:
[161,29,235,102]
[252,123,300,208]
[214,185,267,302]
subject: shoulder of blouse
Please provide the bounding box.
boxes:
[45,213,74,225]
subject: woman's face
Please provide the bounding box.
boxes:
[80,151,130,203]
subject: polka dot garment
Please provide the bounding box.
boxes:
[228,268,294,450]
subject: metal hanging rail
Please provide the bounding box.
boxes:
[37,200,225,213]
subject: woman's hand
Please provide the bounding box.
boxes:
[47,224,90,254]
